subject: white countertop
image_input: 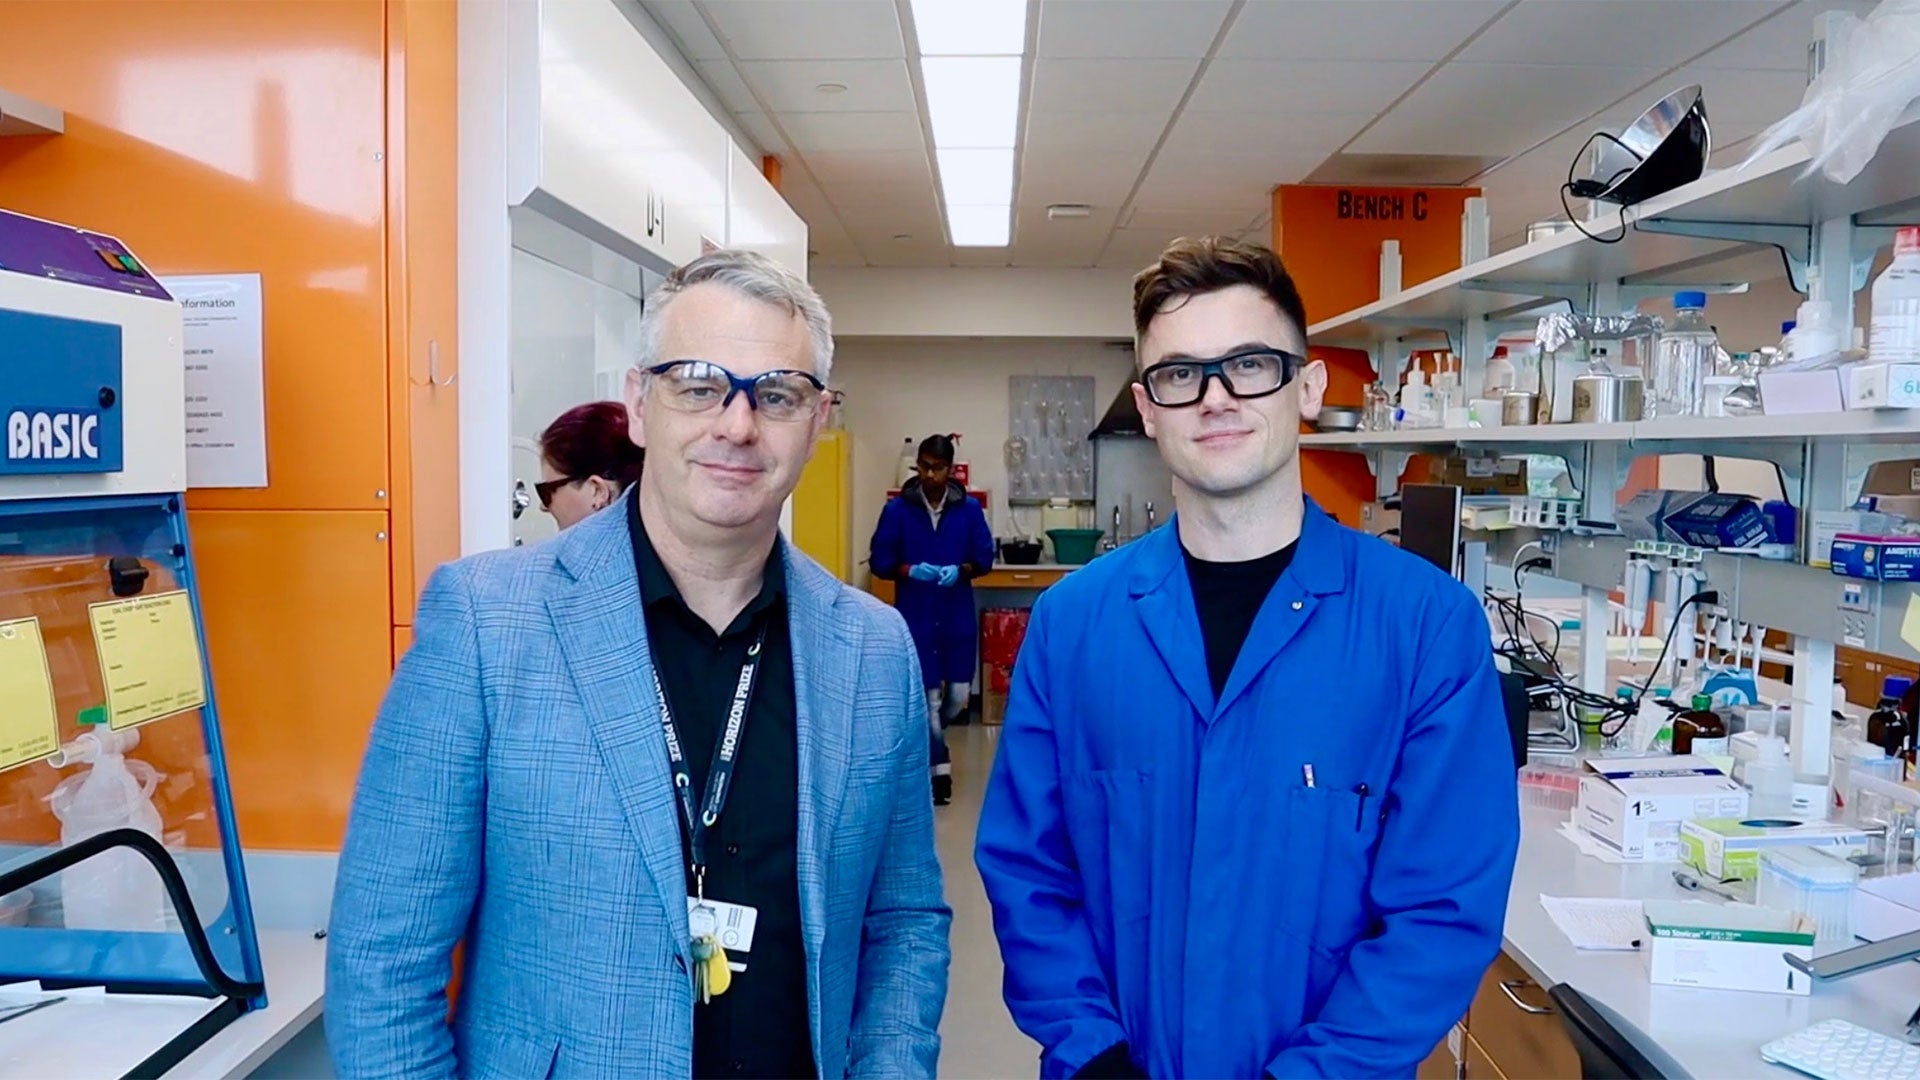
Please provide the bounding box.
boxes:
[0,929,326,1079]
[1506,805,1920,1078]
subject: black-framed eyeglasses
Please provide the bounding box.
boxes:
[535,476,587,510]
[1139,348,1305,408]
[644,360,826,423]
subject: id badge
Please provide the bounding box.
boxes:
[686,896,759,972]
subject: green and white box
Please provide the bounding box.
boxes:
[1679,818,1871,882]
[1644,900,1815,995]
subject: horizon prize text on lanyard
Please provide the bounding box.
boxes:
[654,625,767,1005]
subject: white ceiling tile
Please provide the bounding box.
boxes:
[696,60,760,112]
[1035,0,1234,59]
[1010,203,1120,267]
[856,228,957,266]
[1017,148,1151,207]
[1468,125,1601,233]
[1029,58,1201,113]
[1220,1,1507,61]
[1459,0,1783,70]
[1023,110,1171,154]
[1695,0,1878,70]
[802,149,935,190]
[1162,111,1371,157]
[778,175,839,221]
[835,199,945,232]
[1350,63,1664,157]
[777,111,926,152]
[1664,65,1808,128]
[641,1,728,61]
[701,0,905,60]
[1124,208,1260,236]
[1132,152,1325,209]
[732,111,787,152]
[1099,227,1186,269]
[953,248,1016,267]
[1188,59,1431,115]
[734,59,914,112]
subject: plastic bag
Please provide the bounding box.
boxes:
[47,730,168,931]
[1742,0,1920,184]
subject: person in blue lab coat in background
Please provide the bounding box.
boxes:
[975,236,1520,1080]
[870,433,996,806]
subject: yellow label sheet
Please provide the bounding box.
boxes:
[0,616,60,774]
[88,590,208,730]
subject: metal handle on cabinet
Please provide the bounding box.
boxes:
[1498,978,1555,1015]
[427,339,455,387]
[1012,573,1034,581]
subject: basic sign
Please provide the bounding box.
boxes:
[0,307,123,475]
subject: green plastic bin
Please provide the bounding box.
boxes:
[1046,528,1104,565]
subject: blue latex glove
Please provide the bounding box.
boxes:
[937,564,961,587]
[907,562,941,583]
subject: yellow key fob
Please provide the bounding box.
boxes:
[705,943,732,997]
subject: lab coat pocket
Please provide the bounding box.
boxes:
[1059,768,1154,926]
[1282,785,1384,951]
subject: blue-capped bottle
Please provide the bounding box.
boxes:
[1651,291,1720,418]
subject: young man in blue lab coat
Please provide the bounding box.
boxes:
[870,433,997,805]
[976,236,1520,1079]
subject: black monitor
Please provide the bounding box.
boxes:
[1400,483,1463,578]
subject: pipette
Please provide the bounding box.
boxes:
[1624,554,1653,662]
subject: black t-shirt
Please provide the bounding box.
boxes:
[628,497,815,1080]
[1183,540,1299,698]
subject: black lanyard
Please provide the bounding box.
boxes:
[651,626,767,899]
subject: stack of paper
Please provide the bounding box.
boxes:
[1541,895,1647,951]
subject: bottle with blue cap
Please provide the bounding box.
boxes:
[1652,290,1721,418]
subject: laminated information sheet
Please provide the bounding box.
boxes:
[0,616,59,773]
[88,590,208,730]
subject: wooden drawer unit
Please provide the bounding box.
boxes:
[1417,1023,1465,1080]
[1463,1033,1508,1080]
[1467,952,1580,1080]
[977,567,1071,590]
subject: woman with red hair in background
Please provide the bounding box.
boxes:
[536,400,645,530]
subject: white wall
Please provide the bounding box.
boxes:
[813,267,1139,339]
[834,338,1137,581]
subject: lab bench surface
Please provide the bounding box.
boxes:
[0,929,325,1078]
[1495,804,1920,1079]
[866,563,1079,605]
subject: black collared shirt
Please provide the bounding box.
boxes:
[629,497,814,1080]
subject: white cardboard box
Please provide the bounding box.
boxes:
[1855,872,1920,942]
[1644,900,1815,995]
[1841,361,1920,409]
[1758,368,1846,415]
[1576,756,1749,861]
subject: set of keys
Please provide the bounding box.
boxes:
[690,903,731,1004]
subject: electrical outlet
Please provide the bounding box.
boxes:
[1840,581,1872,614]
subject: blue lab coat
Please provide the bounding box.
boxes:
[869,482,997,687]
[975,501,1520,1079]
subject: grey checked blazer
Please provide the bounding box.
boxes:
[326,496,952,1078]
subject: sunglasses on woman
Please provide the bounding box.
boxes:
[535,476,590,510]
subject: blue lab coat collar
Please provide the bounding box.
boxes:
[1127,498,1351,719]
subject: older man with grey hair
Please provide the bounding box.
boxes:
[327,249,951,1080]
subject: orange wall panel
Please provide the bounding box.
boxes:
[1272,185,1482,323]
[1273,185,1480,527]
[0,0,390,513]
[193,511,393,851]
[0,0,461,852]
[386,0,463,618]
